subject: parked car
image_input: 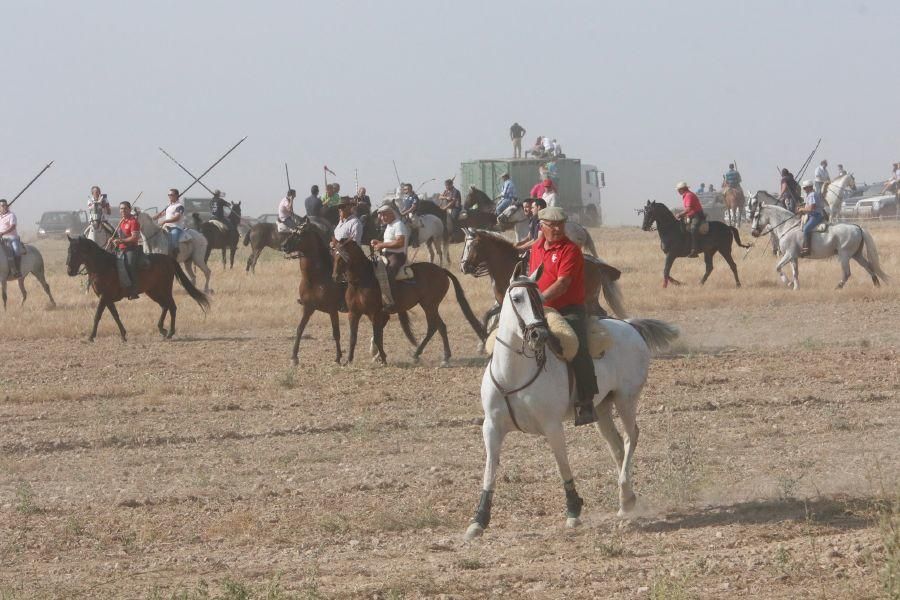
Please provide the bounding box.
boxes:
[37,210,87,239]
[256,213,279,224]
[842,181,897,218]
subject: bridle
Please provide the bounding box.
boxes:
[460,235,489,277]
[750,201,800,238]
[488,278,549,431]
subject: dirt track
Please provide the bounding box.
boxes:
[1,226,898,599]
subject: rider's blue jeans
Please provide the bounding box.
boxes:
[802,212,823,236]
[167,226,184,244]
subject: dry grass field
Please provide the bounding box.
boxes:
[1,222,898,599]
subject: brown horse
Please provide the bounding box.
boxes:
[722,185,746,226]
[66,236,210,341]
[279,219,344,366]
[242,222,284,273]
[333,240,486,366]
[459,228,627,334]
[192,201,242,268]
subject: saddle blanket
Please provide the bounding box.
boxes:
[208,219,230,234]
[485,308,612,361]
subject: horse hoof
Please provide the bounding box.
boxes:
[291,357,299,367]
[440,359,450,368]
[619,493,638,515]
[464,523,484,540]
[565,517,582,529]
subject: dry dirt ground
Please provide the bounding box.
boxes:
[1,223,898,599]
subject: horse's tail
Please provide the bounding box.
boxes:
[242,227,251,247]
[860,228,891,283]
[173,261,211,312]
[601,277,628,319]
[581,231,599,257]
[626,318,679,353]
[445,270,487,342]
[730,226,752,248]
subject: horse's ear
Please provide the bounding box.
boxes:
[529,264,543,282]
[512,260,525,280]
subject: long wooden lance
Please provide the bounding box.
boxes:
[285,163,291,191]
[323,165,336,190]
[159,147,216,195]
[178,136,247,198]
[8,161,54,207]
[795,138,821,181]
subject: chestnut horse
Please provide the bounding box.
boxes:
[279,219,344,365]
[65,236,210,341]
[459,228,628,337]
[332,240,486,366]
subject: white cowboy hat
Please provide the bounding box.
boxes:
[801,179,814,188]
[675,181,689,190]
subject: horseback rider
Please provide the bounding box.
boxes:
[332,199,362,245]
[495,173,517,215]
[371,204,409,311]
[0,199,24,279]
[722,163,743,193]
[304,185,322,218]
[674,181,705,257]
[439,179,462,231]
[87,186,114,235]
[398,183,420,246]
[528,206,598,426]
[799,179,826,257]
[354,186,371,218]
[153,188,187,259]
[114,201,142,299]
[322,183,341,209]
[277,189,298,232]
[779,168,803,213]
[209,189,232,232]
[814,159,831,197]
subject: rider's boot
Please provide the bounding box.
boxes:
[688,235,701,258]
[12,255,22,279]
[800,230,812,257]
[574,395,597,426]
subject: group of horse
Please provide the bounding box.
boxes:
[11,175,895,539]
[640,173,889,290]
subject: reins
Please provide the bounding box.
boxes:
[488,280,549,432]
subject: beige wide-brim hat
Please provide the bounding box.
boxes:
[675,181,689,191]
[376,204,395,214]
[537,206,567,222]
[801,180,814,189]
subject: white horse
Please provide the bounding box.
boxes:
[497,204,598,256]
[824,173,856,220]
[408,213,446,265]
[748,195,889,289]
[135,210,213,293]
[464,266,678,539]
[0,243,55,309]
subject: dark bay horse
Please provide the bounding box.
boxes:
[333,240,486,366]
[66,236,210,341]
[465,187,496,213]
[640,200,750,288]
[243,223,283,273]
[193,202,242,269]
[459,229,627,335]
[279,219,344,365]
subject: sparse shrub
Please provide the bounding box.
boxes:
[877,496,900,599]
[649,572,692,600]
[15,482,37,515]
[276,369,297,390]
[457,558,482,570]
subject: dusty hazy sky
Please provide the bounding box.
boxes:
[2,0,898,230]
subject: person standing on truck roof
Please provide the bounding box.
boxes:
[510,122,526,158]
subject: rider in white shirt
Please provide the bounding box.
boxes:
[332,199,362,245]
[0,199,23,278]
[153,188,187,257]
[814,160,830,196]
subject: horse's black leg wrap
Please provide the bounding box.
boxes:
[472,490,494,529]
[564,479,584,519]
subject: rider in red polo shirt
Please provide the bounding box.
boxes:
[113,201,142,300]
[675,181,705,257]
[528,206,598,425]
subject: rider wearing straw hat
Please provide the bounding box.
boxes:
[371,203,409,311]
[798,179,826,257]
[528,205,598,426]
[674,181,705,257]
